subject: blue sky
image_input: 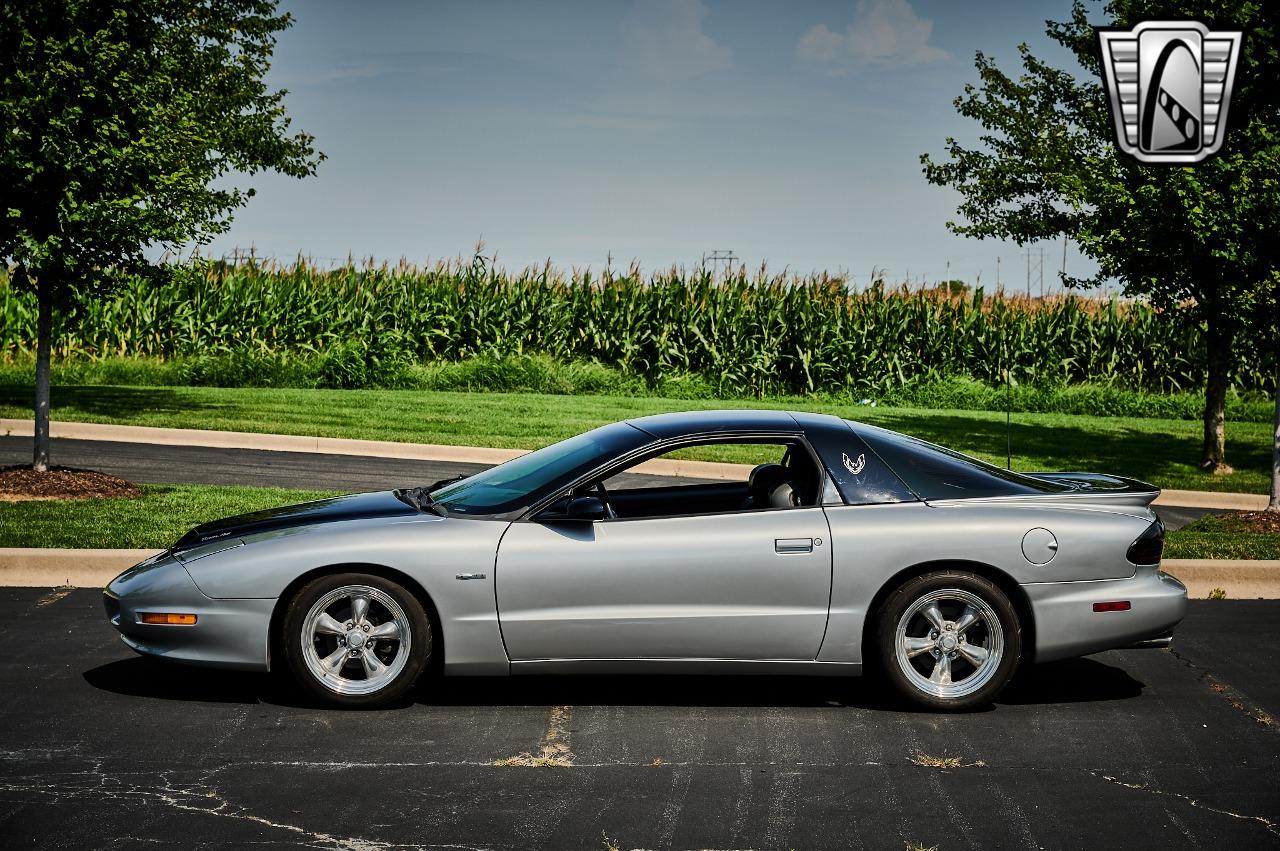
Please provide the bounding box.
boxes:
[204,0,1104,290]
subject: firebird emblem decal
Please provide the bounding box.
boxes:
[842,452,866,476]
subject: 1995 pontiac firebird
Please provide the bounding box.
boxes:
[104,410,1187,711]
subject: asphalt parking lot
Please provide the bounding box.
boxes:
[0,591,1277,849]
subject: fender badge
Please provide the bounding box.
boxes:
[842,452,866,476]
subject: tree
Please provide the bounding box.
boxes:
[921,1,1279,479]
[0,0,322,471]
[1257,271,1280,510]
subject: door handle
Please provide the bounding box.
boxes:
[775,537,813,554]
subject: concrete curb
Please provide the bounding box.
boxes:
[0,548,161,588]
[1154,489,1268,510]
[1,549,1276,599]
[1161,559,1280,600]
[0,418,751,481]
[2,417,1269,504]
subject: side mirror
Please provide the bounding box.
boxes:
[565,495,606,521]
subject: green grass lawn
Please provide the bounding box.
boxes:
[1163,513,1280,560]
[0,481,1270,557]
[0,383,1273,494]
[0,484,342,549]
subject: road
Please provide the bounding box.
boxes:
[0,437,1227,528]
[0,592,1276,849]
[0,435,492,493]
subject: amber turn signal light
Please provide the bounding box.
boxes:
[139,612,198,625]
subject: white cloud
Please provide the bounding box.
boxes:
[620,0,732,83]
[798,0,948,70]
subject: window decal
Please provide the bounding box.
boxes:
[842,452,866,476]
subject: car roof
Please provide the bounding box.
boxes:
[626,409,804,439]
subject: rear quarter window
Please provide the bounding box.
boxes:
[851,423,1074,500]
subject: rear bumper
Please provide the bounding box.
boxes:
[1024,566,1188,663]
[104,553,274,671]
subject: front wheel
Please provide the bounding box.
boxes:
[876,571,1021,711]
[281,572,431,708]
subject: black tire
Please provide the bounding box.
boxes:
[875,570,1021,711]
[281,572,431,708]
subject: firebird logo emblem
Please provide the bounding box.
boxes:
[842,452,866,476]
[1097,21,1242,164]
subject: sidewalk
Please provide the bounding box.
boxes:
[3,417,1269,509]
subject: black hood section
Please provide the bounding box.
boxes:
[174,490,420,549]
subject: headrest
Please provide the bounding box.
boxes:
[749,463,798,509]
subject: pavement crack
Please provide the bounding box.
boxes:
[0,764,491,851]
[494,704,575,767]
[34,586,74,607]
[1093,771,1279,837]
[1166,647,1276,730]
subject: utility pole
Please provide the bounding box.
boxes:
[1023,246,1045,299]
[996,256,1001,290]
[701,249,738,279]
[1061,234,1068,288]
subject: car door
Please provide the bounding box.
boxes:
[494,507,833,662]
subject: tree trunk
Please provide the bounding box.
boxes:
[1200,315,1232,473]
[1269,358,1279,512]
[32,282,52,472]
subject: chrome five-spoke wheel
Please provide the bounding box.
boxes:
[878,571,1021,710]
[302,585,412,695]
[895,589,1003,699]
[282,572,431,707]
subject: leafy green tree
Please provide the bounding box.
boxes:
[922,1,1279,482]
[1,0,322,470]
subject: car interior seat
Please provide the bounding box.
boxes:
[748,462,800,509]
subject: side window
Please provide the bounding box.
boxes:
[805,425,917,506]
[854,424,1074,500]
[585,439,822,520]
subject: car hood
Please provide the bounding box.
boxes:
[173,490,420,550]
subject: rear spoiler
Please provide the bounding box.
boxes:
[1026,472,1160,508]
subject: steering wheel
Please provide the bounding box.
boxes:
[595,481,618,520]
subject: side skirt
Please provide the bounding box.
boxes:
[507,659,862,677]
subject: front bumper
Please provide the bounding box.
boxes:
[104,553,275,671]
[1024,565,1188,663]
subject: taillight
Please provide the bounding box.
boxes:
[1126,519,1164,565]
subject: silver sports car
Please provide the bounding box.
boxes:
[103,410,1187,710]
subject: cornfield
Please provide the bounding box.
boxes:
[0,256,1272,397]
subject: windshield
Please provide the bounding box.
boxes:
[851,422,1075,500]
[430,422,650,515]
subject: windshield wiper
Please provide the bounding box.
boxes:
[426,473,465,491]
[397,474,467,516]
[396,486,443,516]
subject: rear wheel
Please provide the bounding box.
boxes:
[876,571,1021,711]
[281,572,431,708]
